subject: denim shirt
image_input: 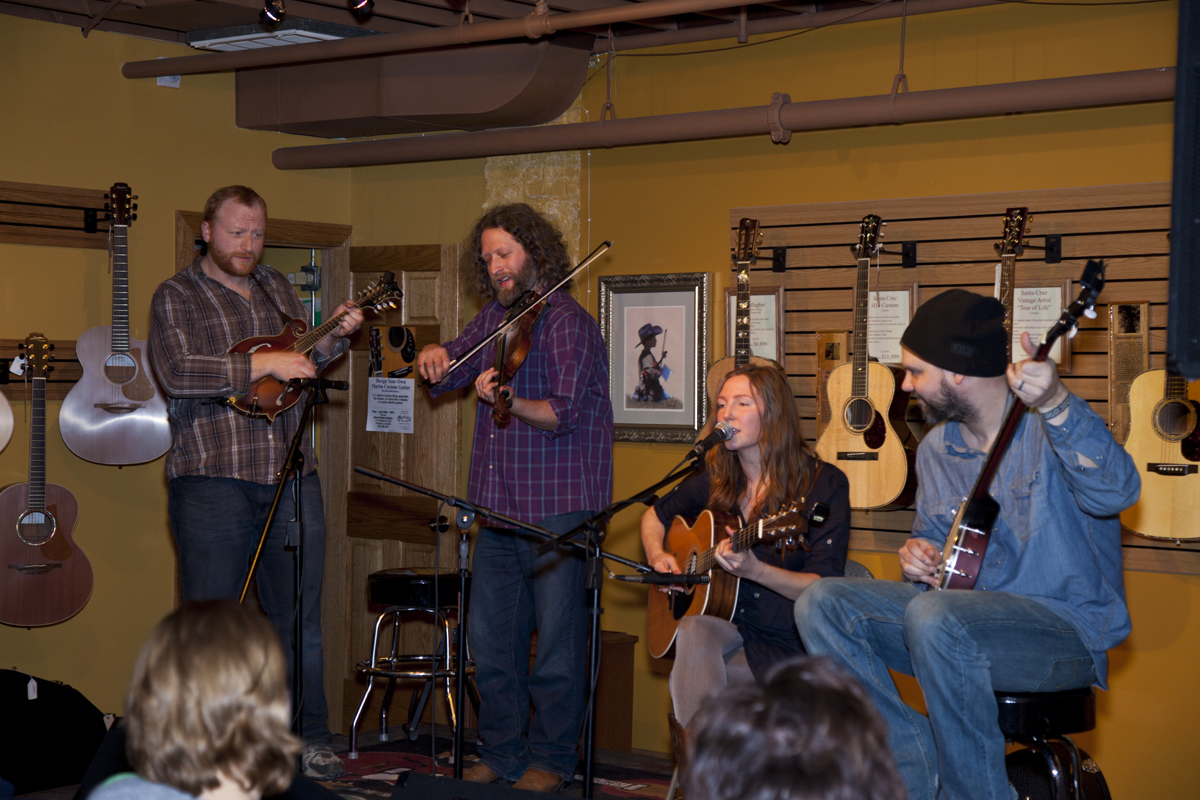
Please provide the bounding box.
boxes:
[912,393,1139,687]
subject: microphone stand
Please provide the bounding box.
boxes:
[238,378,344,747]
[532,454,705,798]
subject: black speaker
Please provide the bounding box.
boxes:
[391,771,548,800]
[1167,0,1200,379]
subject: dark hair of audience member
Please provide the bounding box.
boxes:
[124,599,302,796]
[686,656,907,800]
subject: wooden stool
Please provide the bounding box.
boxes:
[997,687,1096,800]
[348,568,479,759]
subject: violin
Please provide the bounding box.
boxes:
[492,290,547,428]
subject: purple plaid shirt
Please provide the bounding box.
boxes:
[430,292,614,523]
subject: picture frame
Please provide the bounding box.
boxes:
[724,285,784,363]
[1011,280,1074,372]
[599,272,710,443]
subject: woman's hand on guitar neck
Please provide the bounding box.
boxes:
[899,538,940,586]
[714,535,766,581]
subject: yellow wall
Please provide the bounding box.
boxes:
[0,17,350,715]
[2,2,1194,798]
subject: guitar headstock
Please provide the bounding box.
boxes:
[734,218,762,268]
[1039,260,1106,358]
[105,182,137,227]
[995,207,1029,257]
[18,333,54,378]
[356,271,403,313]
[853,214,883,260]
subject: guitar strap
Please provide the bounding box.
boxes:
[249,272,295,329]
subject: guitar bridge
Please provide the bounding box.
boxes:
[8,563,62,575]
[836,452,879,461]
[94,403,144,415]
[1147,463,1199,476]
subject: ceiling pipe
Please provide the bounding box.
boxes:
[595,0,1001,54]
[271,67,1174,169]
[122,0,998,79]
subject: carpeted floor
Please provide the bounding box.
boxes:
[319,727,677,799]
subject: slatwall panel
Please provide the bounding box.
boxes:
[729,182,1200,574]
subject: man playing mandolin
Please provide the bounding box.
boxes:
[795,290,1139,800]
[639,365,850,777]
[417,204,613,793]
[149,186,363,780]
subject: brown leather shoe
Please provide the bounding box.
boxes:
[668,711,691,776]
[462,762,501,783]
[512,767,567,793]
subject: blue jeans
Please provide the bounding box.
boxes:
[168,474,331,745]
[795,579,1096,800]
[470,511,591,782]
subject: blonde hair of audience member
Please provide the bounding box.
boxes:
[686,656,906,800]
[124,600,303,799]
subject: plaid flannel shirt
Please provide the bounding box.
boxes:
[149,257,345,483]
[430,292,614,523]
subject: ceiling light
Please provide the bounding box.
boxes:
[260,0,285,26]
[349,0,375,19]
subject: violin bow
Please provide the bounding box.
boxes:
[422,240,613,387]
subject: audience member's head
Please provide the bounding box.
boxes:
[686,656,906,800]
[124,599,302,798]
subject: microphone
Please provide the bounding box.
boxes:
[614,573,711,586]
[690,421,735,459]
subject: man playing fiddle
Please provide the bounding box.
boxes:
[417,204,614,793]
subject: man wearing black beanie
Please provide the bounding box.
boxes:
[796,289,1139,800]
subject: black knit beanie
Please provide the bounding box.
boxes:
[899,289,1008,377]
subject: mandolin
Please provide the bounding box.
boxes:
[995,207,1030,361]
[0,334,93,627]
[814,215,917,509]
[706,218,784,401]
[60,183,172,465]
[1119,369,1200,540]
[647,504,813,658]
[224,272,402,420]
[935,261,1105,590]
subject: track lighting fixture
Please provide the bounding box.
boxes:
[260,0,285,25]
[349,0,375,19]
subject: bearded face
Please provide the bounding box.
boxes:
[481,227,539,308]
[914,373,977,426]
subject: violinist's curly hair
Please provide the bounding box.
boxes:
[124,600,302,796]
[463,204,572,301]
[686,656,906,800]
[707,364,818,522]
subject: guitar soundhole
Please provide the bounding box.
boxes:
[104,353,137,384]
[844,397,875,434]
[16,510,56,546]
[1154,399,1197,442]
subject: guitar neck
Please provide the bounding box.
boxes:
[733,259,752,367]
[850,256,871,398]
[1165,371,1188,400]
[28,376,47,511]
[111,224,130,354]
[292,310,351,356]
[998,252,1015,360]
[692,516,776,573]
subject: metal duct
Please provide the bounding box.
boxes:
[122,0,1001,80]
[270,68,1175,170]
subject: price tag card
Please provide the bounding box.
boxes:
[366,377,414,433]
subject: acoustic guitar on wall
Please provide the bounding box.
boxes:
[60,182,172,465]
[1119,368,1200,540]
[814,215,917,510]
[0,334,93,627]
[706,217,784,401]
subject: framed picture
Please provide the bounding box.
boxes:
[724,285,784,362]
[599,272,710,443]
[866,284,918,366]
[1011,280,1073,372]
